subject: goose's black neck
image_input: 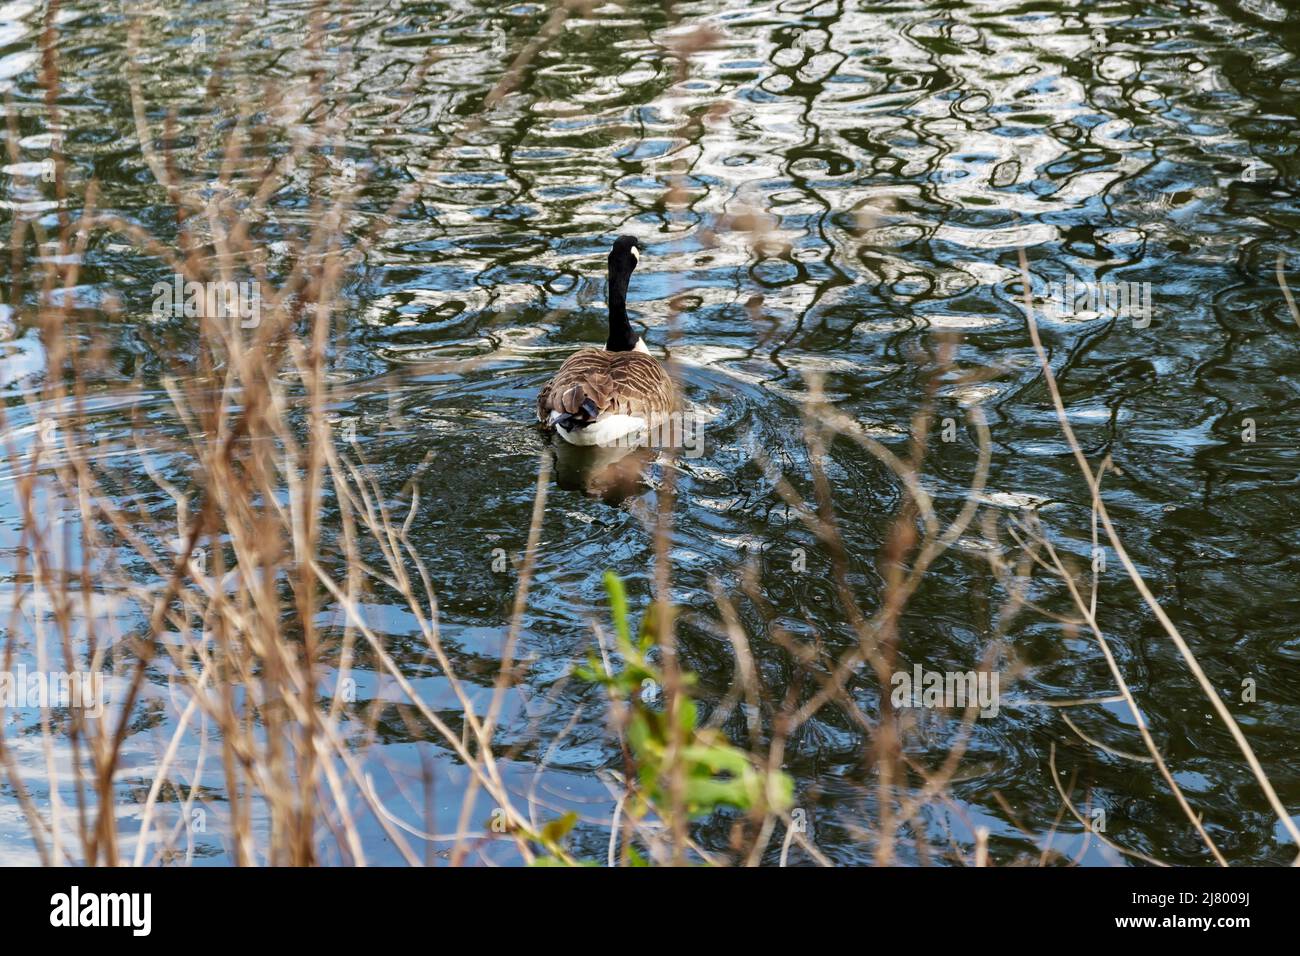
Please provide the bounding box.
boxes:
[605,264,638,352]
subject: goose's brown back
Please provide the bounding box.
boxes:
[537,348,674,426]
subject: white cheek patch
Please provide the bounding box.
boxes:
[630,246,640,264]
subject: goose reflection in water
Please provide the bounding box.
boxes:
[548,439,660,504]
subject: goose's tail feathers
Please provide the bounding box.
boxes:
[550,394,600,431]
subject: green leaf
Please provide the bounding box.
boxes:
[681,741,749,775]
[766,770,796,813]
[603,571,633,656]
[676,697,698,734]
[529,855,598,867]
[627,711,656,757]
[540,811,578,844]
[587,568,798,837]
[573,654,606,684]
[684,774,753,812]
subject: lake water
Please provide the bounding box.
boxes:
[2,0,1299,865]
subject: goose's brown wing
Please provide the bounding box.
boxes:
[604,351,674,418]
[537,349,674,427]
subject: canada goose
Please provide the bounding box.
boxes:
[536,236,674,446]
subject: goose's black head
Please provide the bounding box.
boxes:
[608,235,641,278]
[605,235,642,352]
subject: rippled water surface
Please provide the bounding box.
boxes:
[3,0,1300,865]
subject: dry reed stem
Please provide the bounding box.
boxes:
[1017,246,1299,858]
[1279,251,1299,330]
